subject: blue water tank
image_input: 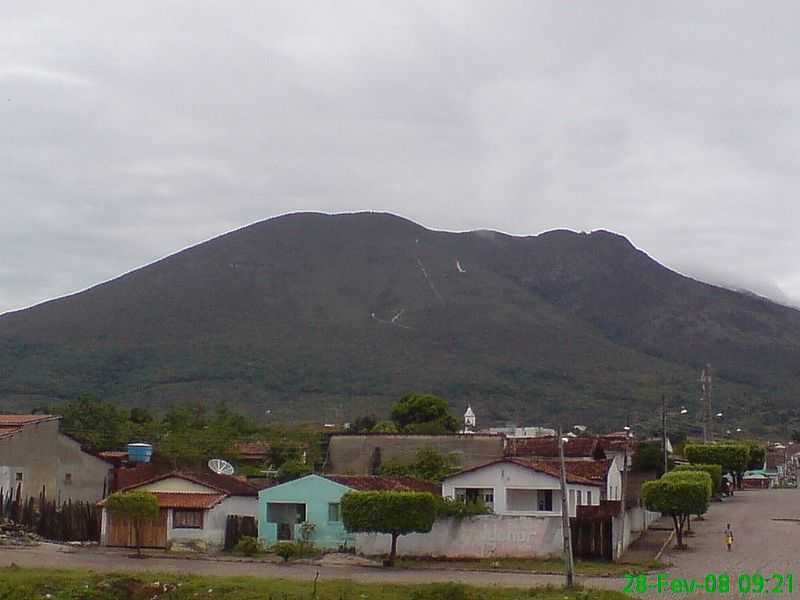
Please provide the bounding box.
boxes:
[127,443,153,463]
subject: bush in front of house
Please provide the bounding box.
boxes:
[272,542,297,562]
[269,541,320,562]
[234,536,265,556]
[434,497,491,519]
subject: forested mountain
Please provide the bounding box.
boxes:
[2,212,799,433]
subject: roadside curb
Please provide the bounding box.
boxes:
[654,529,675,563]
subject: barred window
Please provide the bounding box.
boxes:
[173,509,203,529]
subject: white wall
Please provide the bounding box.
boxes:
[355,515,564,558]
[167,496,258,551]
[606,454,623,501]
[612,506,661,560]
[443,461,600,516]
[139,478,214,493]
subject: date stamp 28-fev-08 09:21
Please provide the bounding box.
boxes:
[623,572,795,595]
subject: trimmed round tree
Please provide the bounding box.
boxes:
[104,491,159,557]
[341,491,437,566]
[672,464,722,495]
[642,474,710,549]
[684,443,749,489]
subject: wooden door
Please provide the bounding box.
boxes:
[107,509,168,548]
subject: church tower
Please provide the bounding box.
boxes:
[463,405,476,433]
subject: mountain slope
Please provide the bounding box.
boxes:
[2,212,799,432]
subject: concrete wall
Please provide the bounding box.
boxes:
[168,496,258,551]
[258,474,349,549]
[355,515,564,558]
[612,506,661,560]
[326,434,505,475]
[443,461,600,517]
[0,420,111,504]
[54,432,114,503]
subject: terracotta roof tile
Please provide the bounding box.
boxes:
[445,458,601,487]
[100,492,226,509]
[114,468,258,496]
[0,414,59,426]
[235,441,271,458]
[506,436,602,459]
[0,415,60,440]
[324,475,441,495]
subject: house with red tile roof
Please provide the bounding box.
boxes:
[258,473,439,549]
[441,458,602,517]
[99,471,258,551]
[0,414,113,504]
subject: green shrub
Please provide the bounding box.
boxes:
[672,463,722,494]
[435,497,491,519]
[234,536,264,556]
[272,542,297,562]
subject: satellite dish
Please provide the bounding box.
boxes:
[208,458,235,476]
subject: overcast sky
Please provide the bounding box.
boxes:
[3,1,800,315]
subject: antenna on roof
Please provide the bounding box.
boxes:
[208,458,235,476]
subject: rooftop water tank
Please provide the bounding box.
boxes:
[127,443,153,464]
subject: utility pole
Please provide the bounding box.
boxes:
[557,427,575,588]
[662,394,668,475]
[701,364,713,443]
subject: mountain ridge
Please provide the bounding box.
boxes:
[1,212,799,434]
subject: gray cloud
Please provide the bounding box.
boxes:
[2,1,800,314]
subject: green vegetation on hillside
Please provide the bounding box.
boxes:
[4,212,800,432]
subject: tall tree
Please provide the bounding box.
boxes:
[390,394,458,433]
[55,394,130,452]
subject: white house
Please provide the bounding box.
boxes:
[442,458,602,517]
[100,471,258,551]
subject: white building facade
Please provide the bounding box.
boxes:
[442,459,601,518]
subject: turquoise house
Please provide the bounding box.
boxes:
[258,474,439,549]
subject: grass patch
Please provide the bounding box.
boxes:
[0,566,631,600]
[395,556,664,576]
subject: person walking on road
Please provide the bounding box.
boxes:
[725,523,734,552]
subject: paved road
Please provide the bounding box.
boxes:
[0,489,795,598]
[635,489,800,599]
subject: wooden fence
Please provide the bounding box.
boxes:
[0,484,101,542]
[224,514,258,550]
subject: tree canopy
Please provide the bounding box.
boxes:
[390,393,458,434]
[341,491,437,565]
[379,447,460,483]
[684,443,749,476]
[672,464,722,494]
[642,474,710,548]
[276,459,312,483]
